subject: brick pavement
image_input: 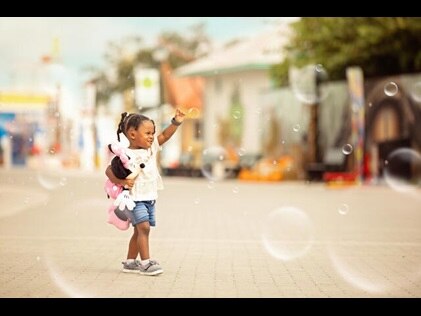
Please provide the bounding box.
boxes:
[0,168,420,297]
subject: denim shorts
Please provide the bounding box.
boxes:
[124,200,156,227]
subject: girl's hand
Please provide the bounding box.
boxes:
[174,108,186,124]
[122,179,135,189]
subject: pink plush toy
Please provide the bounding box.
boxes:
[105,142,145,230]
[106,203,129,230]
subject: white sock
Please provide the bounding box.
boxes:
[141,259,150,266]
[126,259,135,263]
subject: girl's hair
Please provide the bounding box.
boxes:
[116,112,155,142]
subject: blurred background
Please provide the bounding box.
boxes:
[1,17,420,186]
[1,17,421,298]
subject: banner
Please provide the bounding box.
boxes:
[135,67,160,108]
[346,67,365,184]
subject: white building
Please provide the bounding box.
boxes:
[176,25,291,155]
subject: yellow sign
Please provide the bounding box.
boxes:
[0,92,50,111]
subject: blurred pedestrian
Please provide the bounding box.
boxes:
[105,108,185,276]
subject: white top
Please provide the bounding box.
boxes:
[125,136,163,201]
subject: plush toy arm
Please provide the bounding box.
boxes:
[113,189,136,211]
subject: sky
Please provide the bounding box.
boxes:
[0,17,299,118]
[0,17,299,86]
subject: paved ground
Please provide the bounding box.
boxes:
[0,168,420,298]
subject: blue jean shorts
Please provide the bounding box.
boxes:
[124,200,156,227]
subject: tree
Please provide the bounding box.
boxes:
[271,17,421,87]
[88,23,211,110]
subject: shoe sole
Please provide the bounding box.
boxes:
[122,268,141,274]
[139,269,163,276]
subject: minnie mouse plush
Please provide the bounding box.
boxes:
[104,142,145,230]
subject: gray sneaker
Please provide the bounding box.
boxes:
[122,260,142,273]
[139,260,163,276]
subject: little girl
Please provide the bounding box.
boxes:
[105,109,185,276]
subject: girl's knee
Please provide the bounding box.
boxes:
[136,221,150,234]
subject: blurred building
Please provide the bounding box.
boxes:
[0,39,83,170]
[176,26,291,159]
[261,72,421,182]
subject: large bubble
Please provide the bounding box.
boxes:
[290,64,329,105]
[327,195,421,294]
[384,148,421,194]
[261,207,314,261]
[201,146,237,181]
[410,81,421,103]
[36,152,68,191]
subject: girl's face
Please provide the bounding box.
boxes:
[128,120,155,149]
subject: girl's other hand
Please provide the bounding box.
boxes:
[122,179,135,189]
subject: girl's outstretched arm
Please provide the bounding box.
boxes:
[158,108,186,146]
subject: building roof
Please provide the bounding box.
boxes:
[161,63,204,110]
[176,25,291,77]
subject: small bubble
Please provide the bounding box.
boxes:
[293,124,300,132]
[187,107,200,119]
[368,102,373,107]
[315,64,324,73]
[36,256,41,261]
[342,144,353,155]
[232,186,239,194]
[232,110,241,119]
[194,197,200,205]
[338,203,349,215]
[207,181,215,189]
[59,177,67,186]
[237,148,245,156]
[384,82,398,97]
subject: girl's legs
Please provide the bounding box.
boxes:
[135,221,150,260]
[126,227,139,260]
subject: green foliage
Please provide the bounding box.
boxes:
[271,17,421,86]
[88,23,211,107]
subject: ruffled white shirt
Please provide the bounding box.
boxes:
[125,136,163,201]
